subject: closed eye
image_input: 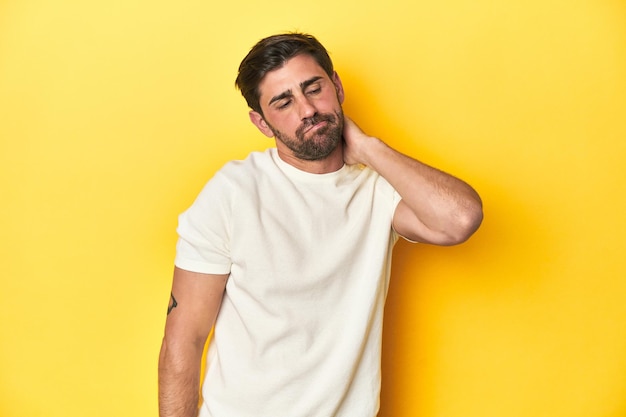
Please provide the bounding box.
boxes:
[301,76,324,96]
[306,86,321,95]
[277,99,292,109]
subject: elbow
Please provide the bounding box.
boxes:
[158,334,206,376]
[446,201,483,245]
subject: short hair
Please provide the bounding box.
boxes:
[235,33,335,115]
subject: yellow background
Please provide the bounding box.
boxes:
[1,0,625,416]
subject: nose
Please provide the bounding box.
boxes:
[297,96,317,120]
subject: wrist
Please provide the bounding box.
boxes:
[358,136,386,167]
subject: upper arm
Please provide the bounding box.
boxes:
[392,200,456,246]
[393,199,483,246]
[163,267,229,348]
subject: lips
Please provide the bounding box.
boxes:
[297,114,335,138]
[303,120,327,134]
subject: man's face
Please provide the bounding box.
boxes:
[250,54,345,161]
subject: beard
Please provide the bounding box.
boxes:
[267,109,344,161]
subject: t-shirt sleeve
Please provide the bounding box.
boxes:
[174,173,232,275]
[390,187,403,243]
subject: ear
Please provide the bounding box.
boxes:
[249,111,274,138]
[332,71,345,104]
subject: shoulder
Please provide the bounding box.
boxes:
[218,148,277,182]
[182,150,276,220]
[191,149,279,207]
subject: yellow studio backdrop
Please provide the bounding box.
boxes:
[1,0,625,416]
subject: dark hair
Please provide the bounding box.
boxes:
[235,33,334,114]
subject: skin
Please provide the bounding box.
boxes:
[158,53,483,417]
[248,54,347,173]
[249,54,483,244]
[158,268,228,417]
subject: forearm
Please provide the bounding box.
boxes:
[361,138,482,244]
[158,269,228,417]
[158,338,204,417]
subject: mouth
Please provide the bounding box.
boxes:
[303,120,328,135]
[298,115,334,137]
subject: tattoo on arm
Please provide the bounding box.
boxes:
[167,293,178,315]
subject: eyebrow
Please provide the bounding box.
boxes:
[267,76,325,107]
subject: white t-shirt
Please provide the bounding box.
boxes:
[175,148,402,417]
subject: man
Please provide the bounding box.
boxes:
[158,33,482,417]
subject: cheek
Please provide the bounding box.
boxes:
[321,92,342,110]
[266,113,300,133]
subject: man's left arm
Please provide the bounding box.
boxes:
[342,116,483,245]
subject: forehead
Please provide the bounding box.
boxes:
[258,54,329,101]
